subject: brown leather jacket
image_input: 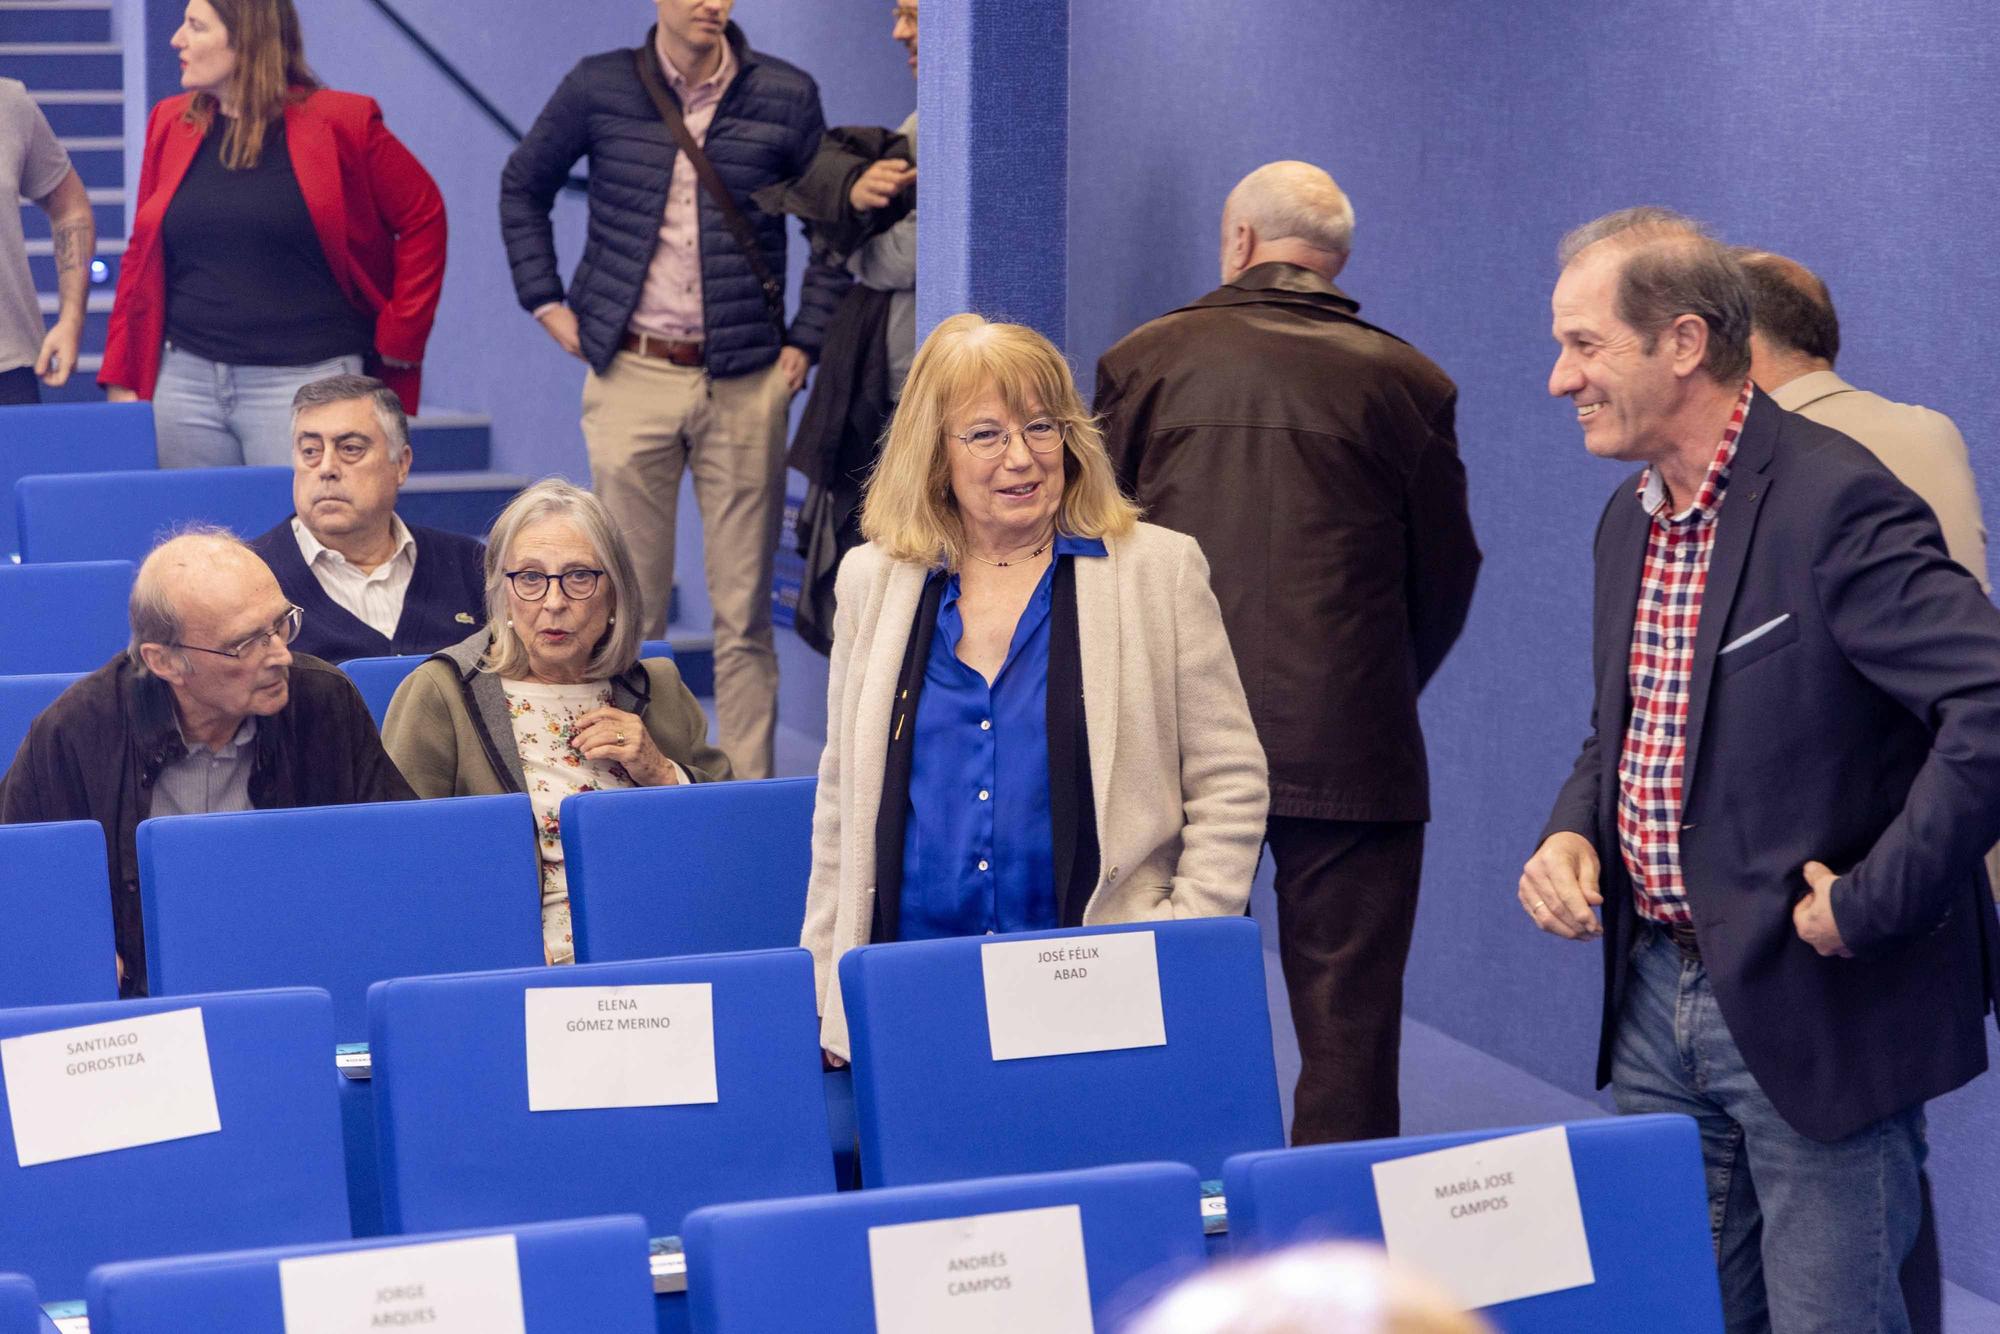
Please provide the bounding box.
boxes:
[1095,263,1480,822]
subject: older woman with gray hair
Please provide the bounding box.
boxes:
[382,478,729,963]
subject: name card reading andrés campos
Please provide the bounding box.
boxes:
[523,983,717,1112]
[981,930,1166,1062]
[867,1204,1094,1334]
[279,1233,526,1334]
[1370,1126,1595,1311]
[1,1007,222,1168]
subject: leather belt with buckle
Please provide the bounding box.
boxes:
[1663,920,1701,960]
[622,331,705,366]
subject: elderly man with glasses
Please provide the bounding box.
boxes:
[0,528,412,997]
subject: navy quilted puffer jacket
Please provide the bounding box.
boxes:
[500,23,848,378]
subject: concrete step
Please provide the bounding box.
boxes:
[29,87,121,136]
[397,471,529,539]
[404,410,492,473]
[0,43,120,89]
[0,1,112,43]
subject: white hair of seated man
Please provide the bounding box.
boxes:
[1125,1241,1491,1334]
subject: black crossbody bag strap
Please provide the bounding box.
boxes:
[633,45,787,338]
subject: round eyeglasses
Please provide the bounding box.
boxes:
[504,568,607,602]
[951,419,1066,460]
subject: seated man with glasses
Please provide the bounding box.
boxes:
[0,528,413,997]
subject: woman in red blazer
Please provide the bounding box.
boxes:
[100,0,446,468]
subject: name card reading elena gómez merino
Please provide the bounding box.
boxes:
[1370,1126,1596,1311]
[0,1007,222,1168]
[866,1204,1095,1334]
[523,982,718,1112]
[980,930,1167,1062]
[278,1233,527,1334]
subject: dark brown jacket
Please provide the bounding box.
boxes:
[1094,263,1480,822]
[0,652,414,995]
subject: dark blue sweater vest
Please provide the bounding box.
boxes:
[248,517,489,663]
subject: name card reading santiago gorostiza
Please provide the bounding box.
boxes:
[1,1007,221,1168]
[981,930,1166,1062]
[278,1233,526,1334]
[867,1204,1094,1334]
[523,982,717,1112]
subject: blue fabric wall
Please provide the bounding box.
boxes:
[1068,0,2000,1300]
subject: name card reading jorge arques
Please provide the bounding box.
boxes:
[523,982,718,1112]
[980,931,1167,1062]
[278,1233,527,1334]
[0,1007,222,1168]
[866,1204,1095,1334]
[1369,1126,1595,1311]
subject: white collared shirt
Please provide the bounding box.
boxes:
[291,515,419,641]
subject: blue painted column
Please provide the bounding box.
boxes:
[915,0,1068,347]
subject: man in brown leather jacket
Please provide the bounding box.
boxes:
[1095,161,1480,1144]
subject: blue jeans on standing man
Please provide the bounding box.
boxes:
[152,343,363,468]
[1612,923,1925,1334]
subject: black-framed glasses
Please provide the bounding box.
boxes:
[173,604,304,660]
[951,418,1065,460]
[504,568,607,602]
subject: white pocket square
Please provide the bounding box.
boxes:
[1720,614,1791,655]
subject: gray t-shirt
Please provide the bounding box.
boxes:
[0,79,73,374]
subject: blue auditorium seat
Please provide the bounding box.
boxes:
[0,561,132,674]
[0,672,81,771]
[16,467,291,564]
[838,917,1284,1187]
[0,402,156,558]
[0,1272,41,1334]
[86,1216,657,1334]
[339,653,428,725]
[562,778,814,963]
[0,989,349,1301]
[0,822,115,1009]
[683,1162,1206,1333]
[637,638,677,662]
[1221,1114,1723,1332]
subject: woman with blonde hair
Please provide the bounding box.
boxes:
[801,313,1269,1059]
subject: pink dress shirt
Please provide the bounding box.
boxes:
[628,36,737,343]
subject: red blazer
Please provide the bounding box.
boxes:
[100,88,447,412]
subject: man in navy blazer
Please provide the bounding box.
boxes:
[1521,208,2000,1332]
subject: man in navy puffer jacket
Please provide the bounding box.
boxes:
[501,0,846,778]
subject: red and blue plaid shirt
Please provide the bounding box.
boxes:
[1616,381,1754,925]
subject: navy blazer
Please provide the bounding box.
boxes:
[1543,390,2000,1142]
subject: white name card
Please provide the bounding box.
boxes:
[279,1233,526,1334]
[981,931,1166,1062]
[523,983,717,1112]
[867,1204,1094,1334]
[1,1007,222,1168]
[1371,1126,1595,1311]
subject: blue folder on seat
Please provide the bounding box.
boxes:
[0,821,115,1009]
[337,654,429,725]
[0,402,157,558]
[682,1162,1207,1333]
[839,917,1284,1187]
[0,562,132,675]
[0,989,349,1300]
[0,672,82,774]
[85,1216,657,1334]
[1221,1114,1724,1332]
[16,467,291,564]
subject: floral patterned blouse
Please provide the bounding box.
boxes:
[502,678,636,965]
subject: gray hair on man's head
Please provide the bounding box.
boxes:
[127,523,249,671]
[1225,160,1355,256]
[479,478,643,681]
[1124,1241,1492,1334]
[289,373,410,460]
[1557,206,1753,384]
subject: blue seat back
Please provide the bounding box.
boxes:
[339,654,428,727]
[16,467,291,564]
[683,1162,1205,1333]
[370,950,836,1236]
[86,1216,656,1334]
[0,403,157,558]
[1222,1114,1723,1332]
[0,1272,39,1334]
[637,638,676,663]
[839,918,1283,1187]
[0,562,132,675]
[0,989,349,1299]
[138,796,544,1041]
[0,672,82,774]
[0,822,115,1009]
[562,778,814,963]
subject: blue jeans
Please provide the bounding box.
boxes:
[152,343,363,468]
[1612,925,1924,1334]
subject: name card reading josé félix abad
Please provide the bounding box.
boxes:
[1,1007,222,1168]
[278,1233,527,1334]
[1370,1126,1595,1311]
[523,982,718,1112]
[981,930,1167,1062]
[867,1204,1095,1334]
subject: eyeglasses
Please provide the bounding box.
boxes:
[951,419,1065,460]
[173,604,304,660]
[504,568,607,602]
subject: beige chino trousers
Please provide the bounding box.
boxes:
[582,352,790,779]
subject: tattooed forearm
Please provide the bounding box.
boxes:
[51,219,90,277]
